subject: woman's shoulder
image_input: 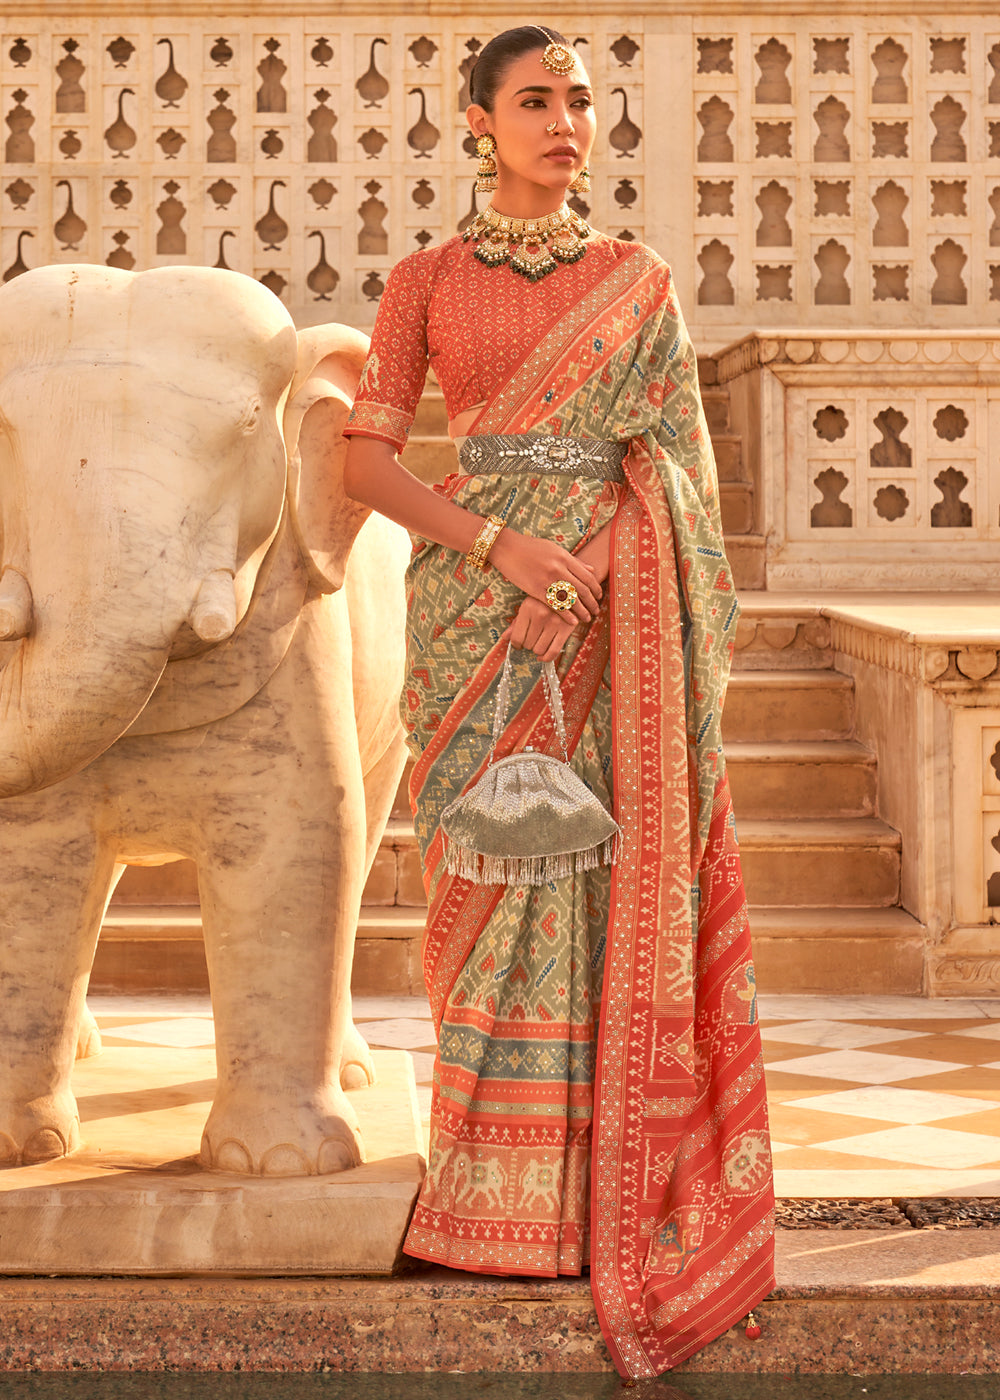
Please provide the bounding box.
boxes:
[389,235,465,277]
[381,236,469,302]
[592,231,670,276]
[385,243,441,286]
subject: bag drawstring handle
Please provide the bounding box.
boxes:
[489,642,570,766]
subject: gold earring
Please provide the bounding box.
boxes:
[569,166,591,194]
[475,133,498,193]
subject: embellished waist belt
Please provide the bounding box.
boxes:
[458,433,628,482]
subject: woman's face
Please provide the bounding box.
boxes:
[468,49,596,203]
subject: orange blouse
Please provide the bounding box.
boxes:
[343,231,640,453]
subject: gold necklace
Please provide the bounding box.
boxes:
[463,202,592,281]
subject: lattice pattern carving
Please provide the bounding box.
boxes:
[0,19,646,328]
[799,386,993,539]
[693,20,1000,326]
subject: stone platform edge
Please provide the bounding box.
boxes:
[0,1049,424,1278]
[1,1228,998,1374]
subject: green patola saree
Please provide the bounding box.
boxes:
[345,234,774,1379]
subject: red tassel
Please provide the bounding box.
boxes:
[744,1311,762,1340]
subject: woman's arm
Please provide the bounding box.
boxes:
[574,520,612,585]
[343,435,603,630]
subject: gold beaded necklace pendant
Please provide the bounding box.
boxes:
[509,239,557,281]
[549,225,588,265]
[463,203,593,281]
[473,231,510,269]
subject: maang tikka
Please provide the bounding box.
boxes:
[475,133,498,193]
[531,26,578,76]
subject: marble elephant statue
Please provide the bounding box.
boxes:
[0,264,410,1176]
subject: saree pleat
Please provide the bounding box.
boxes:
[399,244,774,1377]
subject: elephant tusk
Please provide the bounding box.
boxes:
[189,569,237,642]
[0,568,33,639]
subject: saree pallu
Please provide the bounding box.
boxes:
[401,245,774,1379]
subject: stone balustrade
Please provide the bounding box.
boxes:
[826,602,1000,997]
[717,331,1000,589]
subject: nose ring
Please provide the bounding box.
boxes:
[546,121,559,135]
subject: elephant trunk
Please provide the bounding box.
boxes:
[0,557,179,798]
[0,433,222,798]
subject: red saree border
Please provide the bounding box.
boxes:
[592,442,774,1378]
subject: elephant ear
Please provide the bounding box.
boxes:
[283,324,372,594]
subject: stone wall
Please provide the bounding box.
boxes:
[829,607,1000,995]
[690,16,1000,338]
[0,11,649,333]
[2,4,997,345]
[716,331,1000,589]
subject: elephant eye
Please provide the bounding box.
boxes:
[237,398,262,434]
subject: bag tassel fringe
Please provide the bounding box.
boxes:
[446,832,619,886]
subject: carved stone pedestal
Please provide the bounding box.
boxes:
[0,1048,423,1275]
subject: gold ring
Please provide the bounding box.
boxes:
[545,579,578,613]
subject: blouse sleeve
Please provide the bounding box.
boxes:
[343,251,431,453]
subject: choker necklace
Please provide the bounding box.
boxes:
[463,203,592,281]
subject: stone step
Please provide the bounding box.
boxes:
[94,907,207,993]
[400,434,456,487]
[355,907,927,999]
[726,535,766,592]
[363,813,902,913]
[724,669,854,743]
[720,480,754,535]
[726,739,876,819]
[363,817,426,908]
[750,906,926,995]
[93,905,427,998]
[94,898,924,1000]
[8,1247,998,1373]
[738,817,901,909]
[713,433,743,481]
[353,907,426,996]
[393,693,863,818]
[702,386,731,434]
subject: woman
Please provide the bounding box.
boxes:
[342,25,774,1380]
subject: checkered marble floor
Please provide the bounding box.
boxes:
[87,992,1000,1198]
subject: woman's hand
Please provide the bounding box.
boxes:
[489,529,601,626]
[575,521,612,588]
[500,597,578,662]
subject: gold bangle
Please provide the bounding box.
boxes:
[466,514,506,572]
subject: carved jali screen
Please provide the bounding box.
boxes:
[0,19,646,328]
[693,21,1000,329]
[3,13,998,336]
